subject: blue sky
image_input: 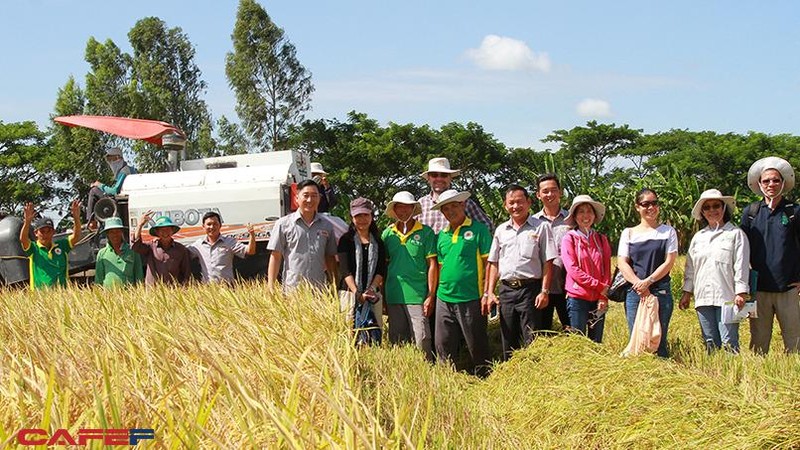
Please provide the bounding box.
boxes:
[2,0,799,149]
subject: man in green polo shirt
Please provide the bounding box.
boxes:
[19,200,82,290]
[95,216,143,288]
[433,189,492,377]
[382,191,438,361]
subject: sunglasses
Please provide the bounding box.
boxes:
[760,178,782,185]
[702,202,723,211]
[427,172,451,178]
[638,200,659,208]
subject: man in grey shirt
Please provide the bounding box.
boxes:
[267,179,338,290]
[532,173,570,331]
[189,211,256,283]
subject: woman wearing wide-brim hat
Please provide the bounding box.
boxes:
[679,189,750,353]
[560,195,612,343]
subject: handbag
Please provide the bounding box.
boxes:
[607,268,631,303]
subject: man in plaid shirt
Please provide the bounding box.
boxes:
[417,157,493,233]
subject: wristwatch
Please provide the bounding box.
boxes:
[541,288,550,295]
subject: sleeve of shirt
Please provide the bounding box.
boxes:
[667,226,679,254]
[540,223,557,262]
[179,246,191,282]
[325,226,338,256]
[134,252,144,283]
[424,227,437,259]
[617,228,630,258]
[94,250,106,285]
[377,240,388,278]
[487,229,500,263]
[337,235,354,278]
[131,238,149,255]
[465,198,493,232]
[230,237,248,259]
[682,237,696,293]
[436,233,445,264]
[267,219,284,253]
[734,229,751,295]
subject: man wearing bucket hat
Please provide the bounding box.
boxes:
[94,216,143,288]
[311,162,337,213]
[86,147,136,231]
[418,157,493,234]
[19,200,82,289]
[740,156,800,354]
[432,189,492,376]
[484,184,558,360]
[132,210,192,285]
[381,191,438,360]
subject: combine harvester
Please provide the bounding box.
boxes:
[0,115,346,286]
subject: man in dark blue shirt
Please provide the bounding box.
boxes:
[741,156,800,354]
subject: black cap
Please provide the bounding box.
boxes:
[33,217,54,230]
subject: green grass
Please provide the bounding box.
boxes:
[1,263,799,448]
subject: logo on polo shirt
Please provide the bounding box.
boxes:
[413,234,421,241]
[54,247,62,256]
[319,230,330,238]
[464,230,474,240]
[529,232,539,240]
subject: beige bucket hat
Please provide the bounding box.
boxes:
[564,195,606,226]
[691,189,736,220]
[430,189,471,211]
[747,156,795,196]
[420,157,461,178]
[385,191,422,220]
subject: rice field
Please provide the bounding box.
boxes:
[1,261,799,448]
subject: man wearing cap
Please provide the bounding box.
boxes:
[381,191,438,360]
[19,200,82,290]
[740,156,800,354]
[311,162,337,213]
[418,157,493,234]
[94,216,143,288]
[132,210,192,285]
[268,179,338,290]
[433,189,492,376]
[484,184,557,360]
[532,173,571,331]
[189,211,256,283]
[86,147,136,231]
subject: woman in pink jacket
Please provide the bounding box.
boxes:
[561,195,612,343]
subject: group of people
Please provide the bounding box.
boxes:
[19,153,800,368]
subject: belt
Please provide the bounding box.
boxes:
[501,278,539,289]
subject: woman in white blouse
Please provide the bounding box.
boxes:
[679,189,750,353]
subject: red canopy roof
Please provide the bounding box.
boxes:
[54,115,185,146]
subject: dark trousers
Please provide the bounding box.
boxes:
[434,298,490,377]
[541,292,568,331]
[498,281,544,360]
[86,186,105,221]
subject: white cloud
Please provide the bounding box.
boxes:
[576,98,612,118]
[465,35,551,72]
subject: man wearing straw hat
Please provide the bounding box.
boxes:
[432,189,492,376]
[740,156,800,354]
[311,162,337,213]
[381,191,438,361]
[19,200,82,290]
[484,184,557,360]
[132,211,192,285]
[418,157,493,234]
[94,216,143,288]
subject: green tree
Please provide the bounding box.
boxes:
[214,116,249,156]
[543,120,642,179]
[226,0,314,151]
[0,122,62,214]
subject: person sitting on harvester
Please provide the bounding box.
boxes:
[86,147,135,231]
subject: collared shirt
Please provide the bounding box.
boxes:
[132,238,192,285]
[437,217,492,303]
[418,193,493,234]
[22,237,73,290]
[189,235,249,283]
[533,208,569,294]
[95,242,143,288]
[683,222,750,307]
[488,215,557,280]
[740,198,800,292]
[381,221,437,305]
[267,211,337,289]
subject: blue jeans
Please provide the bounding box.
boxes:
[625,281,673,357]
[567,297,605,343]
[696,305,740,353]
